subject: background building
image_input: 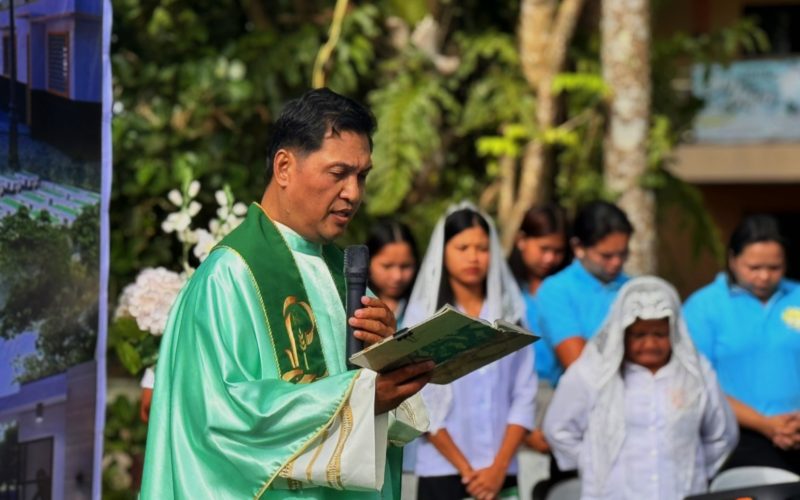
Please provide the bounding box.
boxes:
[658,0,800,296]
[0,0,102,160]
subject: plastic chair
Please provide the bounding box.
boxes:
[710,466,800,492]
[544,477,581,500]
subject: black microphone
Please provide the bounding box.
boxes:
[344,245,369,367]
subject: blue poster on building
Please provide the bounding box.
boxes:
[693,59,800,143]
[0,0,109,499]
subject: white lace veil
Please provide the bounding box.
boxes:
[575,276,707,488]
[404,201,526,431]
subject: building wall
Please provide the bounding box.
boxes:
[73,17,100,102]
[656,0,800,35]
[18,400,67,500]
[63,362,96,500]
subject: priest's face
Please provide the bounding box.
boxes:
[279,130,372,243]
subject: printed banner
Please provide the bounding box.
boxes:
[0,0,108,498]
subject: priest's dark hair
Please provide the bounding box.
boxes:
[265,88,377,183]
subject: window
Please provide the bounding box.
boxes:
[743,5,800,55]
[47,32,69,95]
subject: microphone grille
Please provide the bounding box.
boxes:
[344,245,369,274]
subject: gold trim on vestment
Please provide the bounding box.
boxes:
[253,370,362,499]
[305,428,330,483]
[326,403,354,490]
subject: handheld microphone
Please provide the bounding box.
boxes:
[344,245,369,367]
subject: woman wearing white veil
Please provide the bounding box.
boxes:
[543,276,738,500]
[406,201,537,500]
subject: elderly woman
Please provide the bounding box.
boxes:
[544,276,738,500]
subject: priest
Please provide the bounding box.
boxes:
[140,88,432,499]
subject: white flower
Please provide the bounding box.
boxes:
[124,267,186,335]
[215,189,228,207]
[179,228,199,245]
[188,200,202,217]
[232,202,247,216]
[162,212,192,234]
[188,180,201,199]
[228,60,246,81]
[114,283,136,319]
[192,229,219,262]
[167,189,183,207]
[217,205,230,220]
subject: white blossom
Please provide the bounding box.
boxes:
[232,202,247,216]
[229,60,246,81]
[192,229,219,262]
[124,267,186,335]
[167,189,183,207]
[162,212,192,233]
[188,180,201,199]
[215,189,228,207]
[188,200,202,217]
[114,283,136,319]
[217,205,230,220]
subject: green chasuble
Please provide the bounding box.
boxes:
[140,204,421,499]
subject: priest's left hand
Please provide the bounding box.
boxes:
[349,296,397,346]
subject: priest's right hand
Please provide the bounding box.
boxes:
[374,360,435,415]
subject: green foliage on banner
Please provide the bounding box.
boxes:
[0,207,99,383]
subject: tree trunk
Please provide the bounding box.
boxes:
[500,0,585,252]
[601,0,655,274]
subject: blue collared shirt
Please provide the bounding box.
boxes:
[683,272,800,416]
[536,260,630,360]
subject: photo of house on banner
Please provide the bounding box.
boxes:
[0,0,103,499]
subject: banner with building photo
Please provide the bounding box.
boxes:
[692,59,800,143]
[0,0,109,499]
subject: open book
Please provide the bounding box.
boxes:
[349,304,538,384]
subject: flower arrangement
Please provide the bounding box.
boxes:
[109,176,247,374]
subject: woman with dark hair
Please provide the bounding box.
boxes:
[684,214,800,473]
[508,205,569,454]
[366,219,419,326]
[536,200,634,371]
[405,202,536,500]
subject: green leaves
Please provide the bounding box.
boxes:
[107,317,161,375]
[367,72,459,214]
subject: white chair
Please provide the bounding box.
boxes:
[545,477,581,500]
[710,466,800,492]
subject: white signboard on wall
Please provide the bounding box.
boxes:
[693,59,800,143]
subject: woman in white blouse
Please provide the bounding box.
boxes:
[405,202,537,500]
[543,276,738,500]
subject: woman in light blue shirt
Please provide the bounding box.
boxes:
[684,214,800,473]
[536,200,633,372]
[405,202,536,500]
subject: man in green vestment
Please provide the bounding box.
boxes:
[140,88,433,499]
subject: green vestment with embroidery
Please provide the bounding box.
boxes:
[140,204,414,499]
